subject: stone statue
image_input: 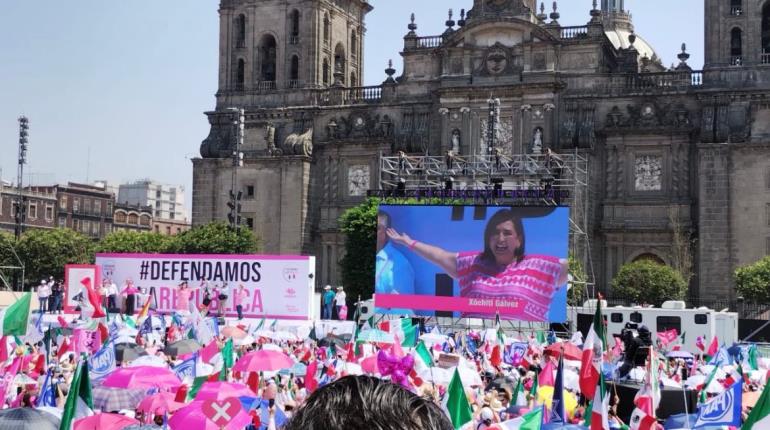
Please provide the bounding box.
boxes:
[265,123,282,156]
[532,128,543,154]
[283,128,313,156]
[451,129,461,153]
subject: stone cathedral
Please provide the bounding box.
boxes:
[192,0,770,301]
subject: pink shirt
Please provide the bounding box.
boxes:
[177,288,192,311]
[456,252,563,321]
[232,288,247,307]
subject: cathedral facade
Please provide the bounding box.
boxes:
[192,0,770,301]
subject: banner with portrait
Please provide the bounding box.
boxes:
[373,205,570,322]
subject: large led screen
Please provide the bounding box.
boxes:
[374,205,569,322]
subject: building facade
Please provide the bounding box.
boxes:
[113,203,153,233]
[192,0,770,300]
[41,183,116,239]
[118,180,188,224]
[0,184,57,234]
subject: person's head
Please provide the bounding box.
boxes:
[284,376,452,430]
[377,211,391,252]
[481,209,525,266]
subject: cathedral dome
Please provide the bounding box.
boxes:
[604,28,660,64]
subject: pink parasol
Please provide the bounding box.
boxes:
[544,342,583,361]
[194,381,257,401]
[73,413,139,430]
[360,355,379,374]
[233,350,294,372]
[221,326,248,339]
[169,401,252,430]
[137,392,185,415]
[102,366,182,390]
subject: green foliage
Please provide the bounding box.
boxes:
[339,198,379,302]
[611,260,687,306]
[96,230,175,254]
[170,222,259,254]
[0,231,16,268]
[16,228,94,285]
[567,255,588,306]
[735,256,770,302]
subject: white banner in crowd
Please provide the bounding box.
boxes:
[94,253,315,320]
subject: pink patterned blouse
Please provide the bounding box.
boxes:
[456,252,564,321]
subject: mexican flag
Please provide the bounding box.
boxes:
[495,407,543,430]
[413,341,434,372]
[59,358,94,430]
[443,368,472,429]
[744,379,770,429]
[580,299,605,400]
[0,292,32,336]
[380,318,417,347]
[628,408,657,430]
[590,373,610,430]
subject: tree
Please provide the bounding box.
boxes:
[96,230,175,254]
[16,228,94,287]
[170,222,259,254]
[339,198,379,302]
[735,256,770,302]
[669,206,695,285]
[610,260,687,306]
[567,255,589,306]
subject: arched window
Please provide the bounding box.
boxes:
[632,253,666,265]
[731,27,743,65]
[763,3,770,61]
[128,213,139,225]
[259,34,277,82]
[290,10,300,44]
[351,30,358,57]
[235,14,246,48]
[323,14,330,44]
[350,71,357,87]
[322,58,330,86]
[334,43,346,85]
[236,58,245,89]
[290,55,300,88]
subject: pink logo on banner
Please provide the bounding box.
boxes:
[72,328,101,355]
[202,397,242,427]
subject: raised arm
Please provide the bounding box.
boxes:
[386,228,459,279]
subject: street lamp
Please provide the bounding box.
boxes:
[15,116,29,239]
[225,108,245,229]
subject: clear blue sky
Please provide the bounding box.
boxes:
[0,1,704,205]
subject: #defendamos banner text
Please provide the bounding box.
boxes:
[94,253,315,320]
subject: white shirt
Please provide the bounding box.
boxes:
[334,291,346,306]
[108,283,118,296]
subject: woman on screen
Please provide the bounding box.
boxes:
[386,208,568,321]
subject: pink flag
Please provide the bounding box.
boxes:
[696,336,705,352]
[199,339,219,364]
[72,328,101,355]
[391,334,405,358]
[656,329,678,347]
[707,336,719,357]
[538,357,555,387]
[0,357,21,399]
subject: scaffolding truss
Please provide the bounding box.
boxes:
[377,150,596,328]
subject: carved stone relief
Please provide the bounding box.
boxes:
[634,155,663,192]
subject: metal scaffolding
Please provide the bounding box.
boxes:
[377,150,596,329]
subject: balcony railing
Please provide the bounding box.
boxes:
[730,55,743,66]
[730,6,743,16]
[256,81,276,91]
[347,85,382,103]
[560,26,589,40]
[235,40,246,49]
[417,35,443,49]
[288,79,301,89]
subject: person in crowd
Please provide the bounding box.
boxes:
[322,285,335,320]
[385,208,568,321]
[176,281,198,313]
[121,278,138,315]
[284,375,453,430]
[37,279,50,314]
[233,284,248,320]
[136,287,149,311]
[99,279,110,311]
[335,286,347,321]
[375,211,415,315]
[50,280,63,314]
[106,277,118,312]
[212,283,228,317]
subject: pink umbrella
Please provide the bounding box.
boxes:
[73,413,139,430]
[169,401,252,430]
[194,381,256,401]
[138,392,185,415]
[233,350,293,372]
[102,366,182,389]
[360,355,379,374]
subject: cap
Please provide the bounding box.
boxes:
[324,285,331,290]
[337,286,343,290]
[480,407,494,421]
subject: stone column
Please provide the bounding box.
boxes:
[439,108,450,153]
[544,103,556,150]
[520,104,532,153]
[460,107,471,155]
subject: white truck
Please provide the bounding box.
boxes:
[570,300,739,353]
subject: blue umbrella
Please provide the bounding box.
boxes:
[238,397,288,429]
[542,424,587,430]
[666,350,694,359]
[663,413,697,429]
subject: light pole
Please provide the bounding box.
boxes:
[15,116,29,239]
[225,108,244,229]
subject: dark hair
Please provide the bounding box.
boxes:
[284,376,452,430]
[480,209,525,264]
[377,211,391,229]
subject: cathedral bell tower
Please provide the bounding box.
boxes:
[704,0,769,68]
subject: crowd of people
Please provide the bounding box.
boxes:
[2,294,770,430]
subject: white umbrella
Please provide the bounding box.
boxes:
[234,335,256,346]
[563,368,580,392]
[419,332,448,345]
[341,362,363,376]
[262,343,283,352]
[36,406,63,420]
[273,331,299,342]
[127,355,167,368]
[456,364,483,387]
